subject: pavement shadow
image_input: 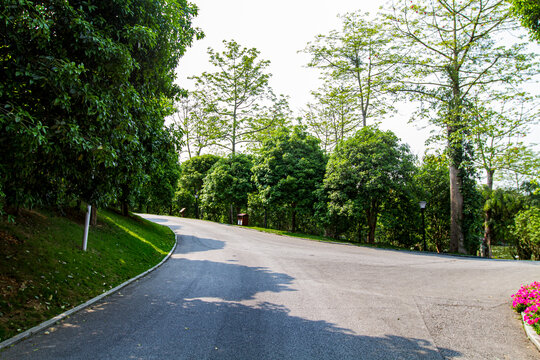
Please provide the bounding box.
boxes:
[4,297,462,359]
[161,258,295,301]
[174,235,225,254]
[149,299,463,360]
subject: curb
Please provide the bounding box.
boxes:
[0,234,178,351]
[522,312,540,353]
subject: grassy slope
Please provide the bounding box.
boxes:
[0,208,175,342]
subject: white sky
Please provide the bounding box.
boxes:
[175,0,539,158]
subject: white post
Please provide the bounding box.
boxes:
[83,205,91,251]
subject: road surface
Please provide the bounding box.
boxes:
[2,215,539,359]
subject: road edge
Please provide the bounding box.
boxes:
[522,312,540,353]
[0,234,178,351]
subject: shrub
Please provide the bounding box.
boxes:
[513,207,540,260]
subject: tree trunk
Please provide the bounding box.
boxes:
[357,218,362,243]
[449,164,465,253]
[481,169,495,258]
[366,202,378,244]
[264,208,268,228]
[121,201,129,217]
[291,207,296,233]
[90,205,98,226]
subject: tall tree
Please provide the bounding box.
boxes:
[302,11,398,127]
[324,126,416,244]
[468,95,539,257]
[190,40,279,155]
[385,0,538,253]
[174,92,222,158]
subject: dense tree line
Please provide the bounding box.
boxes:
[2,0,538,258]
[0,0,202,219]
[175,0,539,258]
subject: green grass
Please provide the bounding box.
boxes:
[247,226,522,259]
[0,208,175,342]
[244,226,410,251]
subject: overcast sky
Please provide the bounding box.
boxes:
[175,0,539,158]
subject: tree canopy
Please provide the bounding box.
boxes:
[0,0,202,215]
[509,0,540,41]
[324,126,416,244]
[252,127,327,232]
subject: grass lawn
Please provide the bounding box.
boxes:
[0,208,175,343]
[245,226,522,259]
[244,226,411,251]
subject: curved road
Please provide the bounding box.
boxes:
[2,215,539,359]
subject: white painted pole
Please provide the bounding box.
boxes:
[83,205,91,251]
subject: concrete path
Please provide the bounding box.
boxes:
[2,215,539,359]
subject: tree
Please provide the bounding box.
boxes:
[303,81,362,153]
[252,127,326,232]
[324,126,416,244]
[385,0,538,253]
[509,0,540,41]
[469,95,539,257]
[0,0,201,217]
[178,154,222,196]
[190,40,279,155]
[513,206,540,259]
[174,92,222,159]
[200,154,254,223]
[302,11,398,127]
[416,154,451,253]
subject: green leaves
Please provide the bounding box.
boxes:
[252,127,327,232]
[188,40,286,155]
[302,11,399,126]
[509,0,540,42]
[324,126,416,243]
[0,0,201,212]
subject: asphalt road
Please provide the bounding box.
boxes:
[2,215,540,359]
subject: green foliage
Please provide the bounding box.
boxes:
[302,11,397,126]
[484,188,528,243]
[252,127,327,232]
[416,154,451,252]
[386,0,537,253]
[324,126,416,244]
[178,154,222,195]
[173,188,196,218]
[0,0,201,213]
[303,81,363,153]
[200,154,255,223]
[190,40,287,155]
[509,0,540,41]
[513,207,540,259]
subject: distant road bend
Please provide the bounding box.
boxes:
[2,215,539,359]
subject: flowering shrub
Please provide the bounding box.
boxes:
[512,281,540,334]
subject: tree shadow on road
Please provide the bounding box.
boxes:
[173,235,225,254]
[161,258,296,301]
[1,258,463,360]
[146,299,462,360]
